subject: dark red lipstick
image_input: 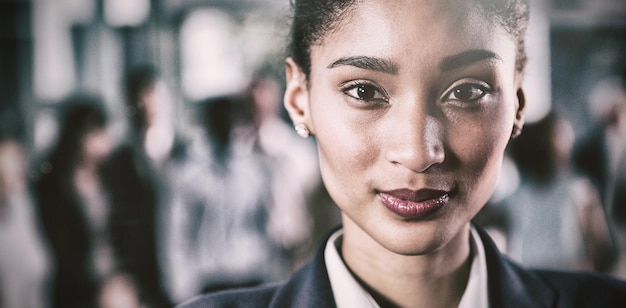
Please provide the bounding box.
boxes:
[379,189,449,219]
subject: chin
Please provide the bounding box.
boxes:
[375,217,467,256]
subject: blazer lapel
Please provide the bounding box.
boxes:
[475,226,557,308]
[269,226,558,308]
[269,230,338,307]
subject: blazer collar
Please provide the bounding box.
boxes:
[475,225,558,308]
[269,228,339,307]
[269,225,558,308]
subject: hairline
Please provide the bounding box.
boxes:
[291,0,528,81]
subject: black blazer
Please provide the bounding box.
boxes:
[101,144,172,307]
[35,166,100,308]
[179,226,626,307]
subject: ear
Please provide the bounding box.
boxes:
[512,87,526,138]
[283,58,314,134]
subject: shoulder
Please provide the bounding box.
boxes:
[176,283,281,308]
[105,143,135,165]
[101,144,133,173]
[533,270,626,307]
[177,227,339,307]
[474,224,626,307]
[100,143,142,179]
[176,256,336,307]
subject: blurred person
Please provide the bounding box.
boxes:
[574,73,626,221]
[164,91,315,303]
[101,64,184,307]
[244,67,322,256]
[574,73,626,279]
[34,94,119,308]
[504,110,616,272]
[164,67,327,304]
[0,117,51,308]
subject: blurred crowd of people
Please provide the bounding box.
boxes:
[0,63,335,308]
[1,62,626,308]
[477,71,626,278]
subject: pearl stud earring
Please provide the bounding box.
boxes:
[295,123,310,138]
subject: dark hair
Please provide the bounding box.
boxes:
[125,64,159,108]
[288,0,357,77]
[124,63,159,132]
[196,95,247,164]
[288,0,530,78]
[45,93,108,177]
[0,109,25,143]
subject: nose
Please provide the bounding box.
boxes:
[384,110,445,173]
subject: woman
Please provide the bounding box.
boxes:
[34,95,138,308]
[181,0,626,307]
[101,64,176,307]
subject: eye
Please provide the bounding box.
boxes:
[343,82,388,103]
[446,84,487,102]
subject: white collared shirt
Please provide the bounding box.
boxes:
[324,226,489,308]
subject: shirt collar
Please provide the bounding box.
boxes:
[324,226,489,308]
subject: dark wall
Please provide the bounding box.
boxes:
[551,26,626,135]
[0,0,32,141]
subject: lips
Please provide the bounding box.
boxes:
[378,189,449,219]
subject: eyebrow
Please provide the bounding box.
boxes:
[439,49,502,72]
[327,56,399,75]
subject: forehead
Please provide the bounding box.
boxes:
[312,0,516,73]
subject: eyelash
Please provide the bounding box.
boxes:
[443,82,491,103]
[340,80,491,107]
[341,81,389,104]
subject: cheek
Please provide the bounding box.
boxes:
[310,93,380,200]
[85,133,111,160]
[316,114,377,177]
[448,106,513,201]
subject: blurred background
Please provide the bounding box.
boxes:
[0,0,625,307]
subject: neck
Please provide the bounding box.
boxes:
[77,158,99,173]
[74,163,101,194]
[144,122,174,164]
[341,217,472,308]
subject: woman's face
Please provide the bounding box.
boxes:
[285,0,525,255]
[82,128,112,165]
